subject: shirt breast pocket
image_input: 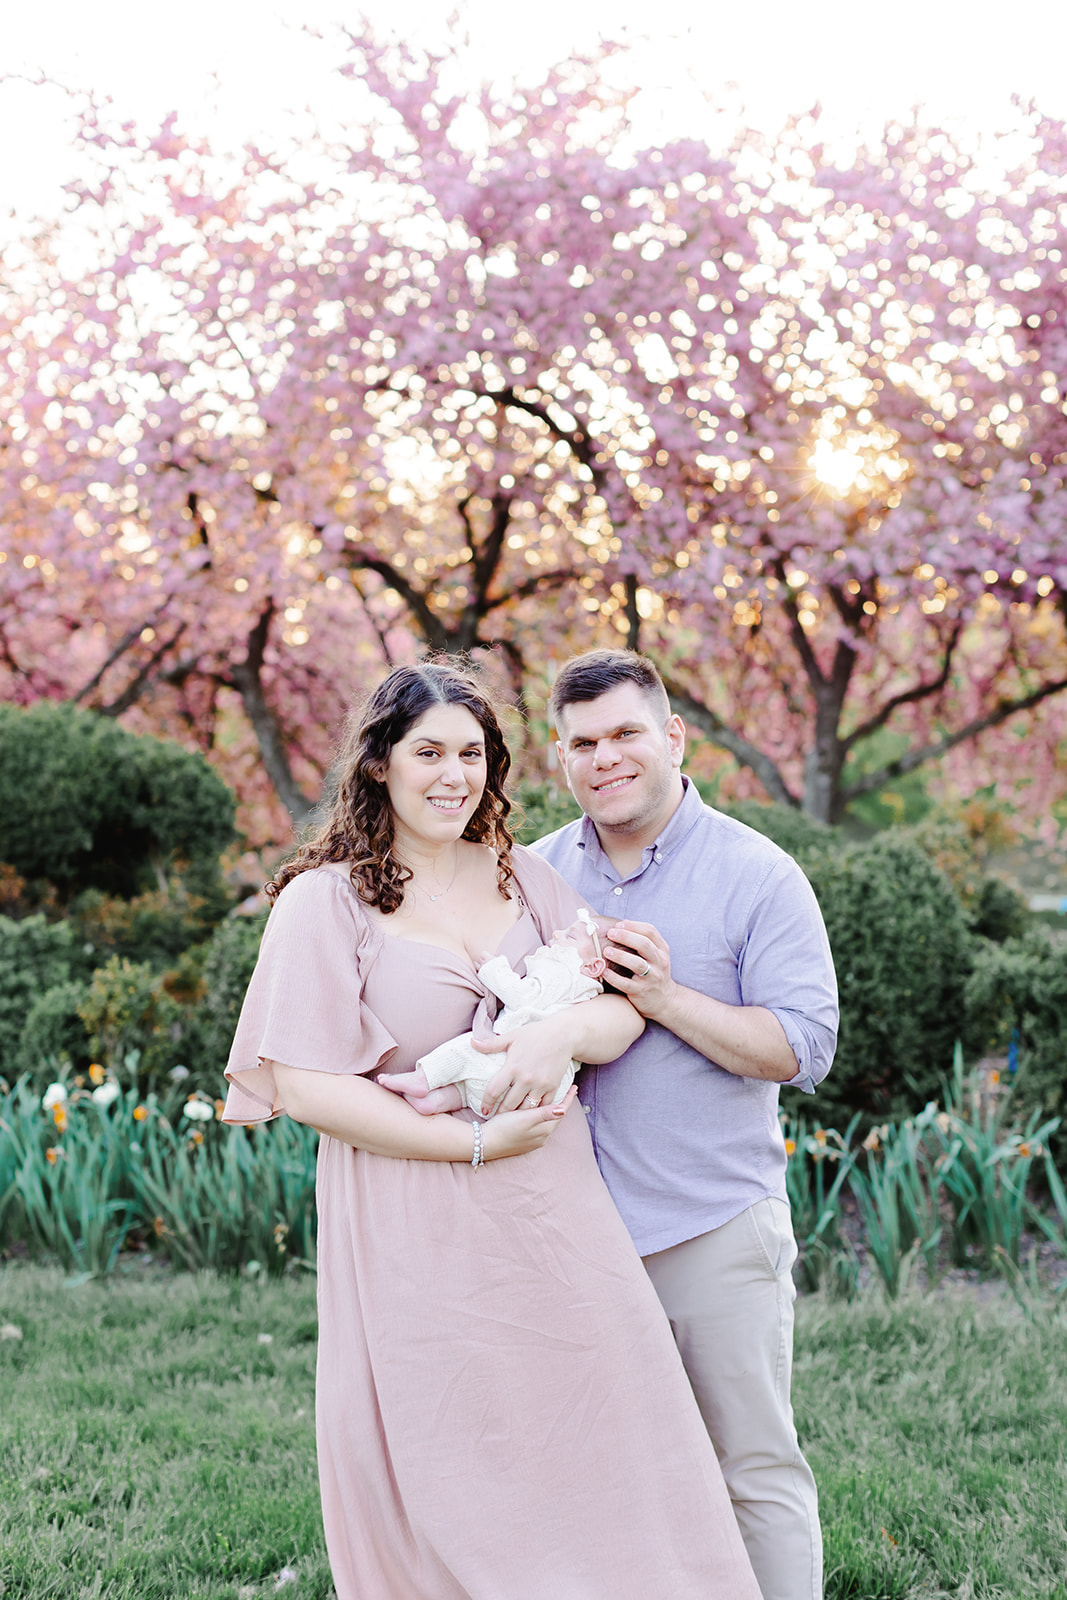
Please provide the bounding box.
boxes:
[666,923,741,1006]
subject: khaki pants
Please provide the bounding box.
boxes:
[643,1200,822,1600]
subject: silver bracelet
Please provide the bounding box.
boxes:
[471,1119,484,1170]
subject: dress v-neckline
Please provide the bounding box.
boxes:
[373,901,529,971]
[320,863,528,971]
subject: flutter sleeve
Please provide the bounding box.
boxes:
[222,869,398,1125]
[509,844,592,945]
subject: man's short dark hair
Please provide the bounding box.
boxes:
[549,650,670,727]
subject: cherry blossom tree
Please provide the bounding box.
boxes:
[0,126,408,843]
[3,37,1067,837]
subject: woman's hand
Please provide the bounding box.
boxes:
[474,1012,576,1114]
[474,994,644,1115]
[479,1088,576,1158]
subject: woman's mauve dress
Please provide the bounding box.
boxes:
[223,845,760,1600]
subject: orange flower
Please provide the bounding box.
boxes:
[89,1063,106,1086]
[52,1103,68,1133]
[133,1104,148,1122]
[153,1216,169,1238]
[784,1138,796,1158]
[189,1128,204,1147]
[814,1128,827,1146]
[1019,1142,1032,1159]
[45,1147,59,1166]
[214,1098,226,1120]
[989,1069,1001,1085]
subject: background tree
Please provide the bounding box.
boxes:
[3,40,1067,837]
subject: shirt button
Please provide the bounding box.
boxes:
[612,886,623,896]
[655,851,663,862]
[581,1104,591,1115]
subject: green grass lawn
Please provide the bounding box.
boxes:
[0,1265,330,1600]
[796,1295,1067,1599]
[1,1264,1065,1599]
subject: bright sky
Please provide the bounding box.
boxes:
[5,0,1067,222]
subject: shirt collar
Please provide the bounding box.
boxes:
[576,775,704,870]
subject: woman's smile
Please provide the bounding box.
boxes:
[383,703,487,852]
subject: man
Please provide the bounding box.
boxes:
[533,649,837,1600]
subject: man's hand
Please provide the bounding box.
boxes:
[602,919,675,1020]
[605,919,800,1084]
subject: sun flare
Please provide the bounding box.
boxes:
[809,438,865,495]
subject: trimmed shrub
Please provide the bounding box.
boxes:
[802,834,974,1131]
[511,779,581,844]
[195,912,269,1084]
[0,915,86,1073]
[13,979,93,1083]
[900,815,1028,942]
[964,928,1067,1165]
[966,876,1029,943]
[69,873,231,970]
[0,701,235,899]
[77,955,186,1086]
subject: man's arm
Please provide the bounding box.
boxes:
[602,921,800,1082]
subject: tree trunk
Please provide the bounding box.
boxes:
[227,606,317,827]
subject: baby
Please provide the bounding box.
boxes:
[378,909,611,1116]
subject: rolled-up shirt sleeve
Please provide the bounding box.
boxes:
[736,856,838,1095]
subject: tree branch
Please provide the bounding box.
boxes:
[341,545,450,650]
[224,603,317,825]
[71,604,171,704]
[660,677,801,808]
[98,623,187,717]
[486,567,575,606]
[841,622,963,752]
[349,574,397,666]
[471,385,641,645]
[841,673,1067,804]
[772,555,827,690]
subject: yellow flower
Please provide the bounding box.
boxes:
[784,1138,796,1158]
[133,1104,148,1122]
[45,1147,59,1166]
[89,1063,106,1086]
[52,1103,68,1133]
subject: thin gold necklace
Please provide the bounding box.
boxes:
[418,848,459,903]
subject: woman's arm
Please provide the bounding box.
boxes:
[271,1061,574,1161]
[476,993,644,1115]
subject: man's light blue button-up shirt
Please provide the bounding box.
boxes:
[532,779,838,1256]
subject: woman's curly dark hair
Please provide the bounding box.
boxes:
[267,663,515,914]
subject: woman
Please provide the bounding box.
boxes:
[224,663,759,1600]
